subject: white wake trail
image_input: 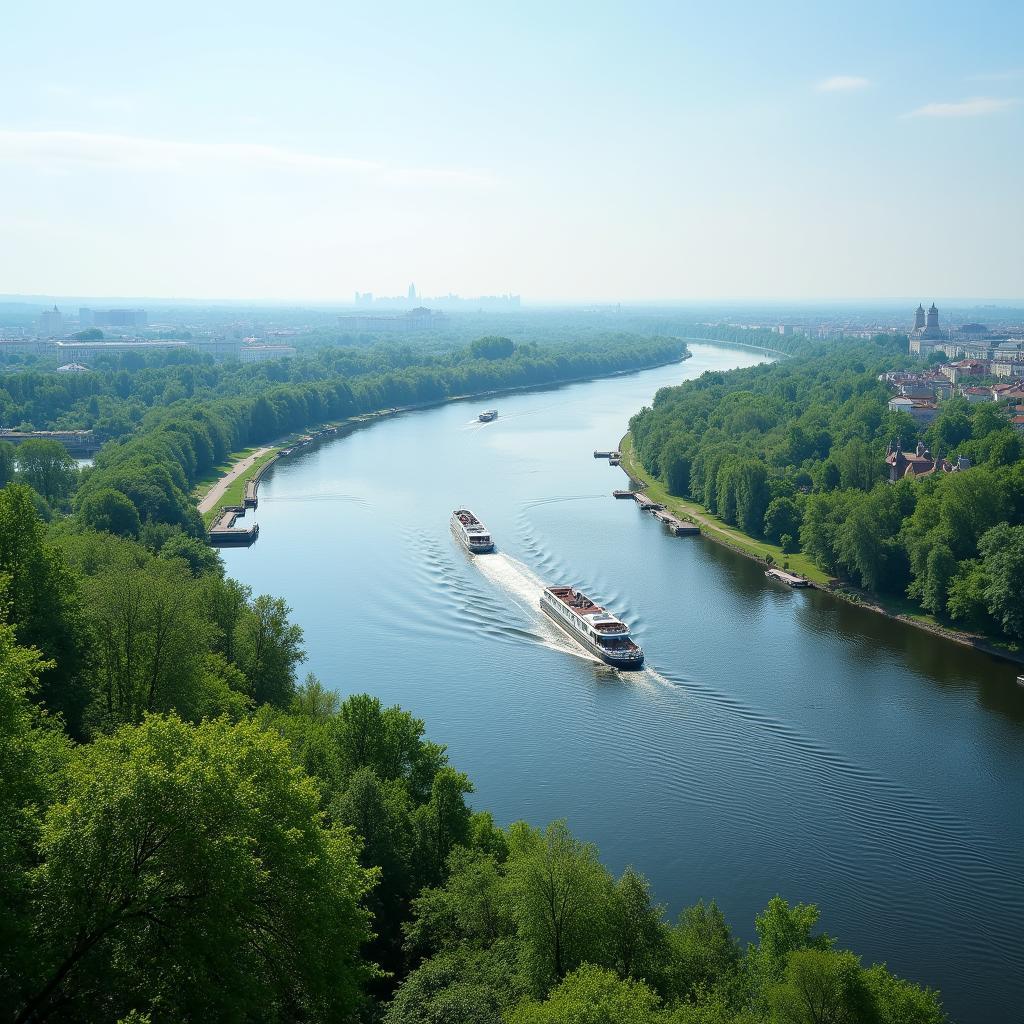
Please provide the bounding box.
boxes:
[473,552,602,664]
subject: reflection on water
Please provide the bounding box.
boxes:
[221,346,1024,1024]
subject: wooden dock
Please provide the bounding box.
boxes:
[613,490,700,535]
[653,510,700,535]
[208,506,259,547]
[765,567,809,588]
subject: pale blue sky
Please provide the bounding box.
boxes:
[2,1,1022,302]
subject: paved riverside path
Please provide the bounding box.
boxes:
[198,447,272,515]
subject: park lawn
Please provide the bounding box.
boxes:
[192,447,259,501]
[201,448,280,528]
[617,434,831,585]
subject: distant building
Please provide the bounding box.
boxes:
[54,339,190,357]
[79,307,148,329]
[55,362,90,373]
[408,282,417,302]
[37,305,64,338]
[886,439,971,481]
[887,396,938,424]
[908,302,944,355]
[337,307,447,334]
[238,343,297,363]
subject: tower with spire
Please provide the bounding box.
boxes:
[909,301,943,354]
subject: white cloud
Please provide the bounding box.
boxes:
[904,96,1019,118]
[0,130,494,187]
[815,75,870,92]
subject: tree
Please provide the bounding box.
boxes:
[509,964,662,1024]
[606,868,669,985]
[470,337,515,360]
[748,896,830,994]
[0,619,66,1021]
[0,485,89,734]
[415,766,474,885]
[0,441,15,486]
[976,523,1024,638]
[666,900,741,1004]
[83,557,217,727]
[767,949,876,1024]
[15,439,77,507]
[77,487,142,537]
[234,594,305,707]
[15,714,374,1023]
[764,497,802,546]
[505,820,613,988]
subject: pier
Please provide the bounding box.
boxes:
[614,490,701,535]
[764,567,809,588]
[208,505,259,547]
[593,449,621,459]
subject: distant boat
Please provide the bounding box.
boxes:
[450,508,495,554]
[478,409,498,422]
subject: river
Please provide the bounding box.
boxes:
[220,344,1024,1023]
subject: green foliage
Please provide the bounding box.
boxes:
[469,335,516,359]
[20,714,374,1023]
[77,486,142,537]
[631,338,1024,639]
[14,439,78,507]
[510,964,663,1024]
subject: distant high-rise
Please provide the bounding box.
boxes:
[408,282,417,302]
[38,305,64,338]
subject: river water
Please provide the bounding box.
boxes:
[221,344,1024,1023]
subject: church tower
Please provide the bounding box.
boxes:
[926,302,939,332]
[914,303,925,331]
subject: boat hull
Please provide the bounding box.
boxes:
[541,601,644,670]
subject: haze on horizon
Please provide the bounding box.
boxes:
[2,0,1022,303]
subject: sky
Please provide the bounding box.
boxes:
[1,0,1022,303]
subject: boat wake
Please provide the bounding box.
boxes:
[473,552,603,665]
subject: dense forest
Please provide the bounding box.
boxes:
[630,336,1024,642]
[0,336,948,1022]
[1,334,685,538]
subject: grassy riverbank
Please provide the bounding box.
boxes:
[199,447,281,528]
[617,434,829,583]
[619,432,1024,666]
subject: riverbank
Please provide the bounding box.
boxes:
[196,350,693,532]
[618,432,1024,668]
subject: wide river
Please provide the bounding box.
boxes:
[222,344,1024,1023]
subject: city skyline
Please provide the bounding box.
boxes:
[2,1,1022,301]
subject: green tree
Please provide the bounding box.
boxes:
[509,964,662,1024]
[0,441,15,486]
[16,714,374,1024]
[83,557,217,727]
[976,523,1024,638]
[767,949,876,1024]
[234,594,305,707]
[77,487,142,537]
[14,439,77,507]
[506,820,614,988]
[0,619,66,1021]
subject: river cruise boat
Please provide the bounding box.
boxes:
[478,409,498,422]
[451,509,495,553]
[540,586,644,669]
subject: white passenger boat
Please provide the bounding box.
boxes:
[451,509,495,553]
[540,586,644,669]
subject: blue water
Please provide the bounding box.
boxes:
[221,345,1024,1023]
